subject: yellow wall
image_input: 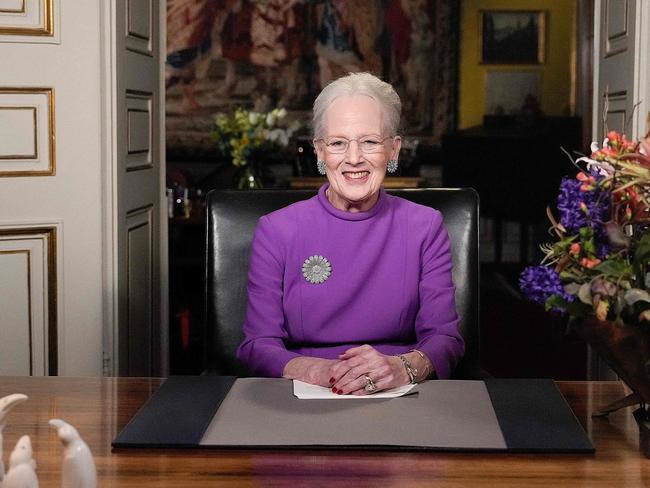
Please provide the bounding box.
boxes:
[458,0,576,129]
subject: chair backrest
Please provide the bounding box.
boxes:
[205,188,480,379]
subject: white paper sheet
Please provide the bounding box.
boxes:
[292,380,417,399]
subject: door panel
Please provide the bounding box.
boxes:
[0,227,55,375]
[113,0,166,376]
[594,0,644,139]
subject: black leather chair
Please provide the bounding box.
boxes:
[205,188,480,379]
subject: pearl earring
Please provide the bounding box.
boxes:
[387,159,398,174]
[317,160,326,175]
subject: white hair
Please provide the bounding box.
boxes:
[312,72,402,139]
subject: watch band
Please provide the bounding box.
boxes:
[397,354,418,384]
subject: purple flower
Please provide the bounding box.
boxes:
[519,266,575,305]
[557,176,609,235]
[596,241,610,259]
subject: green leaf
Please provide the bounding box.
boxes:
[579,227,594,240]
[545,295,569,311]
[593,259,634,278]
[583,239,597,256]
[633,233,650,284]
[556,236,577,250]
[559,271,575,280]
[578,227,597,256]
[635,233,650,257]
[545,294,590,318]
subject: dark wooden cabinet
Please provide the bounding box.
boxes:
[442,116,588,379]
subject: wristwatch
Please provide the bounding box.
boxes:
[397,354,418,384]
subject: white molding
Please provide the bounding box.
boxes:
[633,0,650,138]
[0,218,62,229]
[592,0,602,140]
[0,87,55,175]
[100,0,119,377]
[0,218,63,375]
[158,0,169,376]
[0,0,61,44]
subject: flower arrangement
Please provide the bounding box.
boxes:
[212,107,300,188]
[520,131,650,326]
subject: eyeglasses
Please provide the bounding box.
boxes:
[316,136,394,154]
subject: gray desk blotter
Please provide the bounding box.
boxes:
[200,378,507,449]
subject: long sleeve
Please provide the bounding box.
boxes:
[236,216,301,377]
[413,212,465,379]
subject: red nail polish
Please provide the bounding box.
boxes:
[329,377,335,384]
[337,390,343,395]
[331,387,337,393]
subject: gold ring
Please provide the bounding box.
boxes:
[364,374,377,392]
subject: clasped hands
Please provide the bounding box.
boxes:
[283,344,411,395]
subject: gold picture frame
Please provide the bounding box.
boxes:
[0,0,54,37]
[479,10,546,64]
[0,226,58,375]
[0,0,26,14]
[0,87,55,177]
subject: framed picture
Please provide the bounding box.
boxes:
[480,10,545,64]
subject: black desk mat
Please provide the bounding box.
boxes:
[112,377,594,453]
[485,379,594,452]
[113,376,235,448]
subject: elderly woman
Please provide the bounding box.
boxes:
[237,72,464,394]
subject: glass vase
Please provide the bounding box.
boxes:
[237,165,263,190]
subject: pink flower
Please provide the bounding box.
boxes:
[607,131,621,146]
[569,243,581,256]
[580,257,601,269]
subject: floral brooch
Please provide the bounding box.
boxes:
[302,255,332,284]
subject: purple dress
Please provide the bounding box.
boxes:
[237,185,465,378]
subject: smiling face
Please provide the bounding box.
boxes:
[315,95,401,212]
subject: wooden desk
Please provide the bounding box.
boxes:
[0,377,648,487]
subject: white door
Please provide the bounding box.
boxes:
[0,1,167,377]
[591,0,650,380]
[0,1,102,376]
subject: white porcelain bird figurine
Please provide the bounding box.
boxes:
[2,435,38,488]
[48,420,96,488]
[0,394,28,485]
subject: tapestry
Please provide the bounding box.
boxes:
[166,0,459,160]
